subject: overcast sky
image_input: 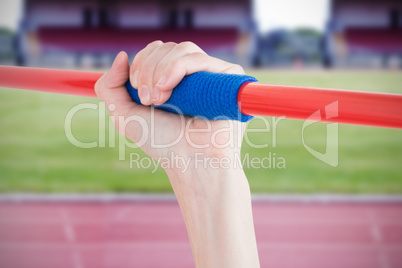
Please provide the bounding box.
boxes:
[0,0,329,32]
[254,0,330,32]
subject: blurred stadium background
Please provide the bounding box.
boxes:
[0,0,401,69]
[0,0,401,193]
[0,1,401,267]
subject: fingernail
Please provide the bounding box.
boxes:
[156,76,166,87]
[151,88,160,103]
[132,70,139,89]
[140,85,150,104]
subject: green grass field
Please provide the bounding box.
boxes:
[0,70,401,193]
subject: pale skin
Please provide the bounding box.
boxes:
[95,41,260,268]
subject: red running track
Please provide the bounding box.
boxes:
[0,201,401,268]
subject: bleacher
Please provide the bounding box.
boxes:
[38,27,239,54]
[345,28,402,53]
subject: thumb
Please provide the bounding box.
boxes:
[104,51,130,89]
[95,51,180,147]
[95,52,152,143]
[95,51,134,112]
[95,51,129,93]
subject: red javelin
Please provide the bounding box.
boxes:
[1,65,401,129]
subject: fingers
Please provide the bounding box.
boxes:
[129,41,163,106]
[129,40,162,89]
[155,52,243,91]
[136,42,176,105]
[129,41,244,106]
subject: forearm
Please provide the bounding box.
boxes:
[96,43,259,267]
[167,167,260,268]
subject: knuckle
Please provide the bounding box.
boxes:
[147,40,163,49]
[177,41,196,50]
[230,64,245,74]
[164,42,178,52]
[164,41,177,47]
[188,52,207,61]
[167,58,182,70]
[132,40,163,69]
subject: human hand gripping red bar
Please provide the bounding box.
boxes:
[1,65,401,128]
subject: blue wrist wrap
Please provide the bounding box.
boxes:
[125,72,257,122]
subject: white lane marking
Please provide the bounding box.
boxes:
[61,210,75,242]
[367,210,383,243]
[115,207,132,221]
[61,209,84,268]
[367,210,391,268]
